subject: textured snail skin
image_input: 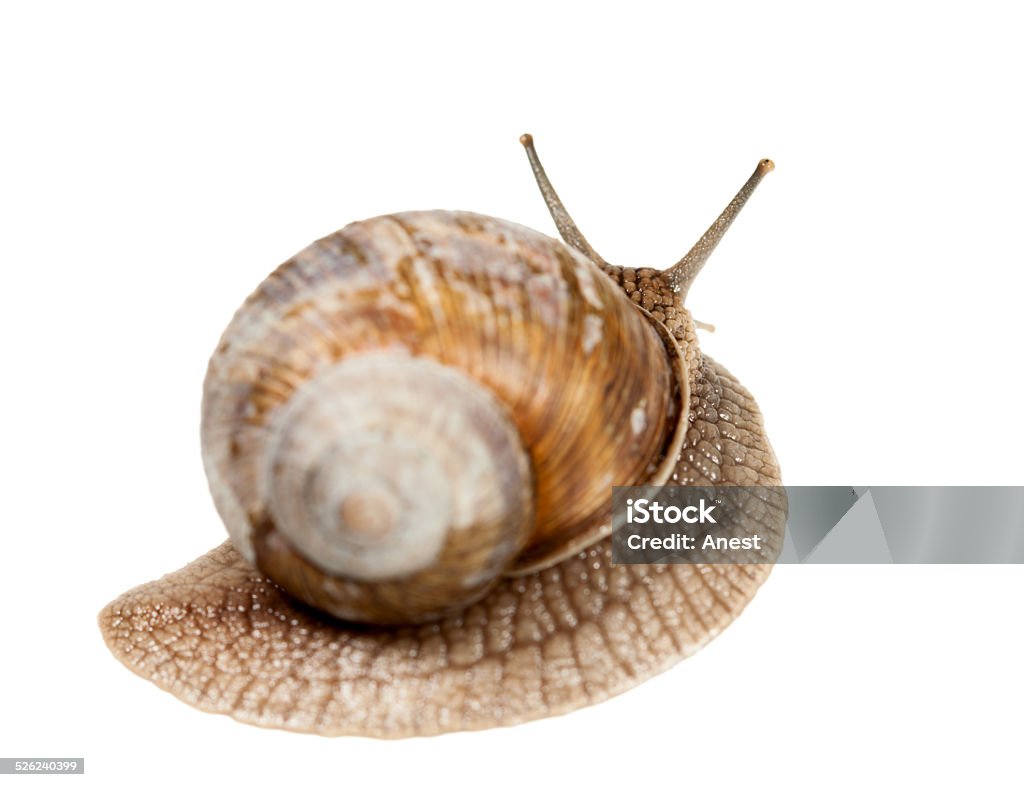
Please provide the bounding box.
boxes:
[98,356,780,737]
[99,146,782,736]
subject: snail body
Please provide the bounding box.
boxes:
[99,136,783,737]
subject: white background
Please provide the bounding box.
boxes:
[2,2,1022,785]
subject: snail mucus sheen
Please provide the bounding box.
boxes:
[99,136,783,737]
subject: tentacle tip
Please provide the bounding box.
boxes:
[758,158,775,174]
[519,133,534,147]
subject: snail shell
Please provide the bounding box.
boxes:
[201,210,688,623]
[99,137,783,737]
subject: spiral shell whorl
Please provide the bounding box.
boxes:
[258,352,533,623]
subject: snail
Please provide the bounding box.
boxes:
[99,135,784,737]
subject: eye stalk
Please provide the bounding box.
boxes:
[519,133,610,267]
[667,157,775,300]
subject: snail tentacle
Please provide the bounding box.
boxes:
[667,158,774,301]
[519,133,612,269]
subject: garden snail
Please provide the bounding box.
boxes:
[99,135,784,737]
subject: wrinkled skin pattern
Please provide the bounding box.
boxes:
[99,356,781,737]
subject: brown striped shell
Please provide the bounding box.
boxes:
[99,137,782,737]
[201,211,689,624]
